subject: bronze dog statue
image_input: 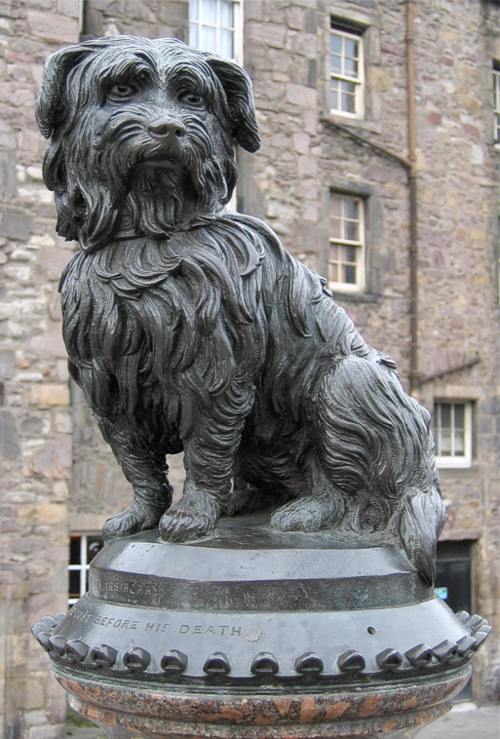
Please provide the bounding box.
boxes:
[36,36,445,583]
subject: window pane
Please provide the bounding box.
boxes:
[220,29,234,59]
[454,403,465,429]
[440,429,452,455]
[329,262,339,283]
[454,430,465,455]
[331,55,342,75]
[344,197,359,220]
[345,56,358,77]
[341,81,356,113]
[343,264,357,284]
[330,80,339,110]
[69,570,81,599]
[200,25,217,52]
[85,570,90,593]
[440,404,451,429]
[330,33,342,55]
[189,0,199,21]
[220,0,234,28]
[189,22,198,48]
[200,0,217,24]
[345,245,357,263]
[87,535,104,563]
[345,219,359,241]
[70,536,81,565]
[331,217,342,239]
[331,244,340,260]
[345,37,359,61]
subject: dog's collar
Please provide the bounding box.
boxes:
[111,211,230,241]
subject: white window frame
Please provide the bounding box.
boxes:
[328,193,365,292]
[434,401,472,469]
[68,533,103,606]
[330,24,364,119]
[493,65,500,144]
[189,0,243,64]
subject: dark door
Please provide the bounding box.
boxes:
[435,540,473,700]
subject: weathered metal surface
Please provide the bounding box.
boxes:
[33,517,489,736]
[32,517,488,686]
[31,36,492,738]
[35,36,446,588]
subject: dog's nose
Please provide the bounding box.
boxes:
[147,116,186,140]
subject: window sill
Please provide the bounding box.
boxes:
[320,112,382,136]
[436,461,476,473]
[332,290,380,304]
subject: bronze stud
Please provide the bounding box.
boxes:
[376,648,402,671]
[250,652,279,676]
[203,652,231,675]
[405,644,433,667]
[337,650,365,673]
[89,644,117,667]
[294,652,324,676]
[65,639,89,663]
[161,650,188,674]
[123,647,151,672]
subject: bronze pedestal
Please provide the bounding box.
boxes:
[33,516,489,738]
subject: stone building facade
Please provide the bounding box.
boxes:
[0,0,498,736]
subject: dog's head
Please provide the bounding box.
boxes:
[36,36,260,251]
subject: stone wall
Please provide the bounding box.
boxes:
[0,1,499,735]
[0,3,79,737]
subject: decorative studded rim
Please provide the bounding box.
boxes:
[33,609,490,687]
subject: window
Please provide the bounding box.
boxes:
[189,0,243,63]
[68,533,104,606]
[330,22,364,117]
[329,192,365,291]
[433,401,472,468]
[494,64,500,143]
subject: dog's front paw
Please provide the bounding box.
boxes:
[270,493,345,532]
[159,498,219,542]
[103,503,163,541]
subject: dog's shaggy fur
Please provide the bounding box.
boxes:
[37,36,445,583]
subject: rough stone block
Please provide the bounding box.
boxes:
[0,206,33,241]
[27,11,79,44]
[286,83,317,108]
[31,437,72,479]
[0,410,20,459]
[0,350,15,379]
[40,246,72,280]
[28,329,67,359]
[29,384,70,407]
[0,149,17,201]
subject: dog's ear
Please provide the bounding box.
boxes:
[36,44,88,138]
[205,55,260,153]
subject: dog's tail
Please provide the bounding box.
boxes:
[398,479,447,586]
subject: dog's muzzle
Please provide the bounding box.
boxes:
[147,115,186,141]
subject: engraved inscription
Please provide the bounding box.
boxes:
[70,608,139,630]
[69,607,257,639]
[92,573,161,604]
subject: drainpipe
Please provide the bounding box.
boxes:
[406,0,419,393]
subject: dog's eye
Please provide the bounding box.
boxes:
[108,84,137,100]
[178,91,204,107]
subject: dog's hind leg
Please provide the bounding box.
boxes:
[270,456,347,532]
[159,382,255,541]
[99,419,172,540]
